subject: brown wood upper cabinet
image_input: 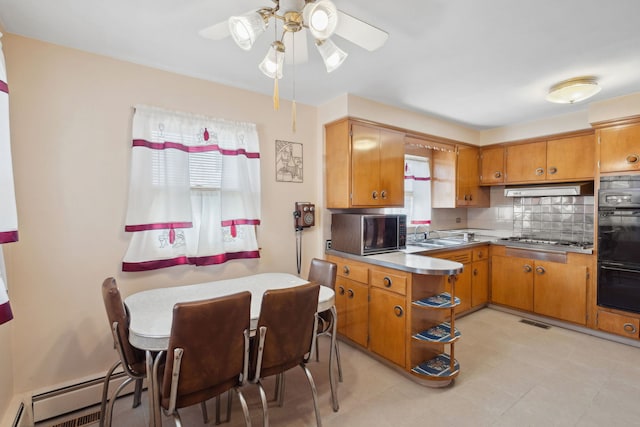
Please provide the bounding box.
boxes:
[479,146,505,185]
[432,144,489,208]
[598,121,640,173]
[325,119,405,208]
[505,134,595,183]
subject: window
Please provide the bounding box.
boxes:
[122,106,261,271]
[387,155,431,227]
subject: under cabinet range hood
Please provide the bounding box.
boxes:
[504,182,594,197]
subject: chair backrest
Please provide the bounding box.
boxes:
[101,277,146,374]
[250,282,320,380]
[308,258,337,290]
[160,291,251,411]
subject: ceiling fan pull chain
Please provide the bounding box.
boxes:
[273,17,280,111]
[292,31,297,132]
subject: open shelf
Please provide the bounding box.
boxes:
[412,292,460,309]
[411,353,460,379]
[412,322,460,343]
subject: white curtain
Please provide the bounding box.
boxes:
[405,157,431,225]
[0,33,17,324]
[122,105,261,271]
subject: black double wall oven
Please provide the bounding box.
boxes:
[597,175,640,313]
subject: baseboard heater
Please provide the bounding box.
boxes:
[32,371,140,423]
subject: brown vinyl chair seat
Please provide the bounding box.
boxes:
[158,291,253,427]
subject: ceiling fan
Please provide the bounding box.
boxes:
[198,0,389,74]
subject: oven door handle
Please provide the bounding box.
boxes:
[600,265,640,274]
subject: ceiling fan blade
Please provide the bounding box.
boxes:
[334,10,388,51]
[283,30,309,64]
[198,20,230,40]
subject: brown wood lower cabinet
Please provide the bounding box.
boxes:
[490,246,591,325]
[369,287,406,367]
[596,310,640,339]
[327,253,460,386]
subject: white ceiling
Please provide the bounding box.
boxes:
[1,0,639,130]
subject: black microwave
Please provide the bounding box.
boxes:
[331,214,407,255]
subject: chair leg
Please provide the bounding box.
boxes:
[132,378,143,408]
[105,376,134,427]
[334,336,343,383]
[172,410,183,427]
[257,381,270,427]
[99,360,121,427]
[277,373,285,407]
[200,401,208,424]
[315,335,320,362]
[226,389,233,422]
[234,387,252,427]
[301,364,322,427]
[215,395,221,425]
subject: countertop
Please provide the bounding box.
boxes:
[326,249,464,275]
[327,229,593,274]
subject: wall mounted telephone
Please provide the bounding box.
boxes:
[293,202,315,230]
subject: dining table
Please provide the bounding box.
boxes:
[124,272,338,427]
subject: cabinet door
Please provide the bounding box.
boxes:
[506,141,547,183]
[456,146,488,207]
[431,149,457,208]
[491,255,534,311]
[334,276,349,336]
[378,128,405,206]
[369,287,406,367]
[345,280,369,347]
[449,270,471,315]
[351,123,382,206]
[533,262,587,325]
[479,146,505,185]
[546,134,595,180]
[599,124,640,173]
[471,259,489,307]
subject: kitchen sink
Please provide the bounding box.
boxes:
[410,238,466,249]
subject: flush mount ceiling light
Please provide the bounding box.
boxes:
[546,77,601,104]
[199,0,388,130]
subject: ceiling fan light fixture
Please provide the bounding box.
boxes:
[316,38,347,72]
[546,76,601,104]
[303,0,338,40]
[259,41,285,79]
[228,10,268,50]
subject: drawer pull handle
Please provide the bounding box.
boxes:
[343,266,350,276]
[623,323,637,334]
[338,286,345,296]
[347,289,354,299]
[380,190,387,199]
[494,171,502,179]
[548,166,557,175]
[393,305,404,317]
[535,266,546,275]
[626,154,639,164]
[372,191,378,200]
[383,276,392,287]
[523,264,532,273]
[535,167,544,176]
[473,268,478,276]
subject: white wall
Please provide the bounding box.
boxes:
[0,33,323,405]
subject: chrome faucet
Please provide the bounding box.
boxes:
[413,224,429,242]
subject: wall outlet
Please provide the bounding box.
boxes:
[326,240,332,250]
[456,217,462,223]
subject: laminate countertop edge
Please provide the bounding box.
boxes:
[326,249,464,275]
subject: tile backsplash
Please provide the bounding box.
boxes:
[467,186,595,243]
[512,195,594,243]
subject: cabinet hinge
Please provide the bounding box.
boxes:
[597,135,601,144]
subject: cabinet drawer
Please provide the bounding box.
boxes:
[597,310,640,339]
[472,246,488,262]
[370,269,407,295]
[436,249,471,264]
[334,260,368,283]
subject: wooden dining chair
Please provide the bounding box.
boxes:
[308,258,342,381]
[158,291,253,427]
[100,277,147,427]
[250,282,322,427]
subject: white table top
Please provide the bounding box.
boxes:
[125,272,335,352]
